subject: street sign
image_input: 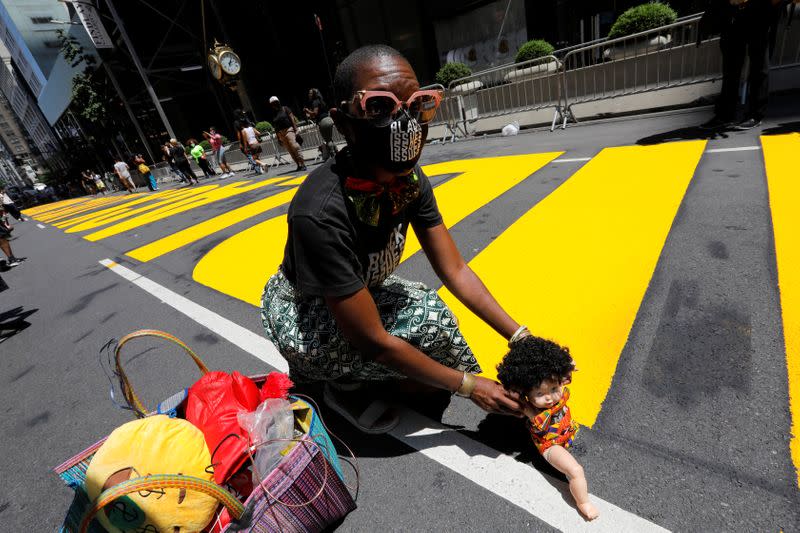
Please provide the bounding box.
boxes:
[73,2,113,49]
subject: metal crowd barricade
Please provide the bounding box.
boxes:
[559,16,722,128]
[442,55,564,137]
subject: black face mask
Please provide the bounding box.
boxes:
[348,110,426,174]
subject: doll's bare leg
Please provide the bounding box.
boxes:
[543,445,599,520]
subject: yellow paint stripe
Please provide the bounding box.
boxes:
[278,176,307,186]
[762,133,800,487]
[82,178,289,241]
[126,184,303,262]
[54,189,194,229]
[22,197,86,216]
[439,141,706,427]
[402,153,562,261]
[193,155,561,306]
[37,196,135,223]
[194,213,289,305]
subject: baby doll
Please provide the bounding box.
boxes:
[497,336,599,520]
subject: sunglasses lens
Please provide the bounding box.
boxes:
[363,95,397,124]
[408,94,440,124]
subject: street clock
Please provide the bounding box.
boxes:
[207,40,241,85]
[207,54,222,80]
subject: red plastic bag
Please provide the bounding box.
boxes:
[185,371,261,484]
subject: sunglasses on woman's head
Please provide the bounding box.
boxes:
[341,89,443,127]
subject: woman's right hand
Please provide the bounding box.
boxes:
[469,376,525,417]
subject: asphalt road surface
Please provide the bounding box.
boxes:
[2,97,799,532]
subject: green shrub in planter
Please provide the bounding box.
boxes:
[255,121,273,134]
[435,62,472,88]
[515,39,555,64]
[199,140,212,151]
[607,2,677,39]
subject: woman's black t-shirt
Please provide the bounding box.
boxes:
[281,151,442,298]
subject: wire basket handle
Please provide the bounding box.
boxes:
[115,329,210,418]
[78,474,244,533]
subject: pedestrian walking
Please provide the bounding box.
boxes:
[0,206,24,267]
[237,122,267,172]
[162,143,187,183]
[268,96,307,171]
[92,170,107,195]
[134,154,159,191]
[0,187,25,221]
[169,139,200,185]
[304,88,337,161]
[204,128,234,178]
[188,139,216,179]
[113,157,136,193]
[700,0,785,130]
[81,170,97,195]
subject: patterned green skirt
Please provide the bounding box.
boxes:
[260,270,481,382]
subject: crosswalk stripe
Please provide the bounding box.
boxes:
[64,186,219,233]
[761,133,800,487]
[80,179,288,242]
[126,184,304,262]
[402,153,562,261]
[439,141,707,427]
[22,197,85,216]
[54,190,189,229]
[37,196,138,223]
[193,156,561,306]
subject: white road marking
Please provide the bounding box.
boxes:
[99,258,288,372]
[554,146,759,163]
[552,157,592,163]
[37,223,45,229]
[392,408,669,532]
[99,258,668,532]
[705,146,761,153]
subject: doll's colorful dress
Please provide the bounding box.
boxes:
[527,387,579,455]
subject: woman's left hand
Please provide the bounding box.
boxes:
[469,376,525,417]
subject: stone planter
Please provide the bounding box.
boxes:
[603,34,672,60]
[503,60,560,83]
[450,80,484,94]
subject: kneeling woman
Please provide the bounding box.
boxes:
[261,45,528,433]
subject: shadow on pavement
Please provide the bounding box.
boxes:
[0,306,37,343]
[636,125,730,145]
[761,121,800,135]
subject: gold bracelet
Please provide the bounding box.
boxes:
[455,372,477,398]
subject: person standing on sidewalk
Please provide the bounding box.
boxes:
[700,0,785,130]
[1,187,26,222]
[268,96,307,172]
[189,139,217,179]
[169,139,200,185]
[204,128,234,178]
[113,157,136,193]
[304,88,337,161]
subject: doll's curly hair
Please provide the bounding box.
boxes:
[496,336,574,393]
